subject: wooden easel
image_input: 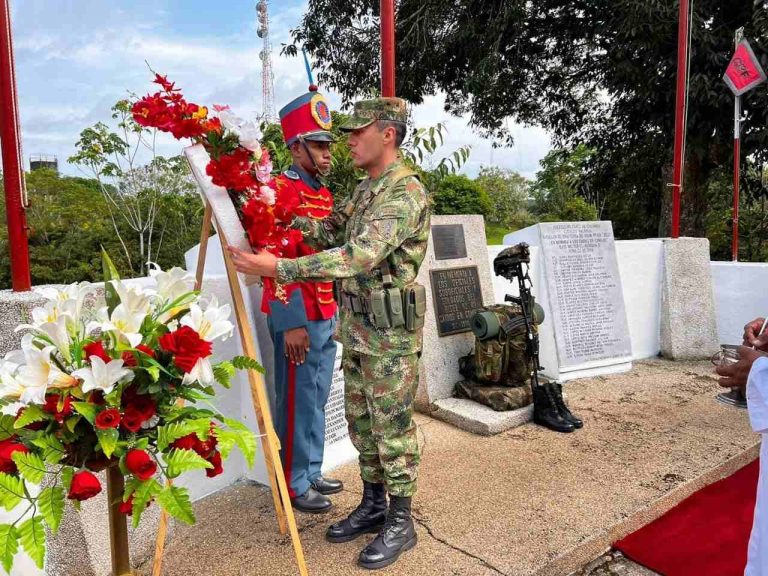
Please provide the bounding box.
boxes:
[151,203,308,575]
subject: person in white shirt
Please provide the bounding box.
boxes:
[716,317,768,576]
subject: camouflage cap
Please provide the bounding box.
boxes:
[339,97,409,131]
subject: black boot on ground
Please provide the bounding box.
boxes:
[552,383,583,429]
[326,481,387,543]
[358,495,417,570]
[533,383,575,433]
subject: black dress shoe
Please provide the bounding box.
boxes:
[311,475,344,495]
[358,495,417,570]
[326,481,387,543]
[292,487,332,514]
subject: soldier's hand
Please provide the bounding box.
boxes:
[227,246,278,278]
[714,345,766,391]
[284,327,310,365]
[744,317,768,350]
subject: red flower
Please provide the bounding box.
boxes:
[43,395,73,423]
[84,341,111,364]
[94,408,121,430]
[121,407,144,433]
[0,440,28,474]
[159,326,212,373]
[118,495,134,515]
[68,471,102,501]
[205,451,223,478]
[242,201,276,249]
[153,73,177,93]
[122,343,156,367]
[90,391,106,406]
[125,449,157,481]
[171,433,199,452]
[171,427,217,458]
[206,148,258,192]
[132,395,157,421]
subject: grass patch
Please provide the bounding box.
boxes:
[485,223,513,245]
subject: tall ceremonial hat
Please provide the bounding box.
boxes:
[279,48,334,146]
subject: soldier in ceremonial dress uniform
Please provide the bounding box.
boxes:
[229,97,430,570]
[263,86,343,513]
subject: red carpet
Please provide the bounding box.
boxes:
[614,459,759,576]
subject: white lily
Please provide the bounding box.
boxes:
[182,357,216,387]
[72,356,133,395]
[112,280,153,316]
[36,315,74,362]
[98,304,146,348]
[14,335,77,404]
[35,282,90,325]
[180,297,234,342]
[0,361,25,402]
[149,266,195,302]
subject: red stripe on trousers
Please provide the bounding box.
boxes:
[284,361,297,498]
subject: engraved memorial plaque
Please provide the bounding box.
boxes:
[538,222,631,369]
[432,224,467,260]
[430,266,484,336]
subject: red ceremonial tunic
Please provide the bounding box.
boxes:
[261,172,337,321]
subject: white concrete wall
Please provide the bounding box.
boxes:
[711,261,768,346]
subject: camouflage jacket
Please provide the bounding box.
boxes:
[276,159,430,357]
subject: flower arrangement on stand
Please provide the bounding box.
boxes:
[131,73,304,261]
[0,252,258,571]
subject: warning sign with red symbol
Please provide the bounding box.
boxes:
[724,39,767,96]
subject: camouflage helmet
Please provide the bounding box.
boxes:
[339,97,409,131]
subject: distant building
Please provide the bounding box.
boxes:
[29,154,58,173]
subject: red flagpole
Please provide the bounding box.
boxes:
[670,0,691,239]
[0,0,30,291]
[380,0,395,97]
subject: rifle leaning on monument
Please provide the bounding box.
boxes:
[492,243,583,433]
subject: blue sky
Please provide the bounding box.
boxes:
[12,0,550,179]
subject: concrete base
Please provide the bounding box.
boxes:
[660,238,719,360]
[430,397,533,436]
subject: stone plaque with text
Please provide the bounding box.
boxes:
[430,266,484,336]
[539,222,631,369]
[432,224,468,260]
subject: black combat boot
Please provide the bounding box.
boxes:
[551,383,583,429]
[326,481,387,543]
[358,495,417,570]
[533,383,575,433]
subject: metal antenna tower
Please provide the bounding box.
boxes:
[256,0,276,123]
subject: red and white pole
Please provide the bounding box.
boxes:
[0,0,30,291]
[380,0,396,97]
[732,29,744,262]
[670,0,691,239]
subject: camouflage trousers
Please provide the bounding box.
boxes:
[343,350,420,497]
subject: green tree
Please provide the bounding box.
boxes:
[531,146,599,222]
[476,166,530,227]
[432,174,492,216]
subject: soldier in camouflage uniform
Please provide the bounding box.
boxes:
[228,97,430,570]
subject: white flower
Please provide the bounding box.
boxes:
[112,281,153,316]
[182,357,215,387]
[35,282,90,325]
[258,185,276,206]
[72,356,133,395]
[218,110,262,154]
[149,266,195,303]
[13,335,77,405]
[180,297,233,342]
[97,304,146,348]
[36,315,73,362]
[0,362,25,402]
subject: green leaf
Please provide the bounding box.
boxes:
[61,467,74,492]
[18,516,45,569]
[65,415,81,434]
[14,405,46,429]
[213,361,235,389]
[96,427,119,458]
[156,420,211,451]
[156,485,195,525]
[146,366,160,382]
[131,478,162,529]
[38,486,65,535]
[0,473,26,510]
[218,428,257,469]
[164,449,212,479]
[11,452,46,484]
[0,415,16,440]
[102,248,121,314]
[231,356,265,373]
[31,435,65,465]
[0,524,19,573]
[71,402,98,424]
